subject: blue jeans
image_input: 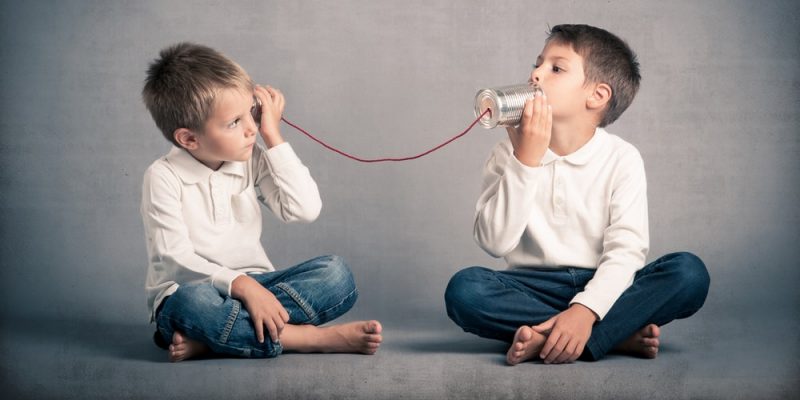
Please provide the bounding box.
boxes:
[155,255,358,358]
[444,252,710,361]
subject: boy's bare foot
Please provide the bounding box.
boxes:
[168,331,210,362]
[282,320,383,354]
[614,324,660,358]
[506,325,547,365]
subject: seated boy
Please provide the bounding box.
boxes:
[141,43,382,362]
[445,24,709,364]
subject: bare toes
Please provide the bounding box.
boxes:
[365,334,382,344]
[641,337,659,347]
[172,331,187,345]
[643,324,660,338]
[366,321,382,334]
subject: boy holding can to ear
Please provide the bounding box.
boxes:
[141,43,381,362]
[445,24,709,364]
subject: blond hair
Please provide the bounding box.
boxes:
[142,43,253,145]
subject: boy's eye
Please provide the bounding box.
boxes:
[227,118,241,129]
[532,63,540,70]
[552,66,562,73]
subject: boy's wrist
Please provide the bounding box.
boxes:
[513,150,542,168]
[260,130,285,148]
[231,274,258,300]
[570,303,599,322]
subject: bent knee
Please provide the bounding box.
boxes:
[319,255,357,296]
[664,252,710,300]
[674,252,709,285]
[445,267,493,314]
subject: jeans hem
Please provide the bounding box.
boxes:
[219,300,240,344]
[274,282,317,322]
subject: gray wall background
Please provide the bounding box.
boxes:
[1,0,797,330]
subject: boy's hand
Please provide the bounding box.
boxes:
[505,92,552,167]
[231,275,290,344]
[254,84,286,148]
[532,303,597,364]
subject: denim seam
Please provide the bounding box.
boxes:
[312,287,358,325]
[274,282,317,321]
[494,272,570,306]
[219,300,240,344]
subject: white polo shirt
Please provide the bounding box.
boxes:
[141,142,321,320]
[474,128,649,320]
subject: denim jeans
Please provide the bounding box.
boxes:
[155,255,358,358]
[444,252,710,361]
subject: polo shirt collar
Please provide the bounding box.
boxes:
[539,127,607,166]
[165,147,245,184]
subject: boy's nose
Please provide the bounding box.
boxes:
[244,115,258,136]
[529,69,541,84]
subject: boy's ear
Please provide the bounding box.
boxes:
[173,128,199,150]
[587,83,612,111]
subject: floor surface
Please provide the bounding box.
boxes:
[1,313,797,399]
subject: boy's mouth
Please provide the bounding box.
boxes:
[528,82,545,97]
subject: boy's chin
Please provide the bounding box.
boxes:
[238,147,255,161]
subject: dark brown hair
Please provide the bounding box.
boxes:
[547,24,641,127]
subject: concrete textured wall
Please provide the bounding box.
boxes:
[1,0,798,327]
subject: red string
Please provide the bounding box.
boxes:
[280,109,490,163]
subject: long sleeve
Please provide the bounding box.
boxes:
[570,150,649,320]
[473,140,549,258]
[252,143,321,223]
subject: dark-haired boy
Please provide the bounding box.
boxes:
[445,24,709,364]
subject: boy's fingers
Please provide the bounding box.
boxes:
[254,318,265,343]
[256,86,274,106]
[555,341,575,363]
[266,319,278,342]
[522,99,534,122]
[545,335,569,363]
[569,341,585,362]
[539,331,559,359]
[280,308,290,323]
[254,88,271,109]
[265,86,282,101]
[532,318,554,334]
[277,94,285,113]
[533,94,543,124]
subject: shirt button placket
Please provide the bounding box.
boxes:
[210,173,229,224]
[553,162,567,218]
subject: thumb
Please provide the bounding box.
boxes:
[532,317,556,334]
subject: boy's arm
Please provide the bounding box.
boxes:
[569,149,649,320]
[142,166,289,342]
[534,149,649,363]
[252,143,322,223]
[474,98,551,258]
[252,85,322,223]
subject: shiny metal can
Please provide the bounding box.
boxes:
[474,83,544,128]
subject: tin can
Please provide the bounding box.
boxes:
[474,83,544,128]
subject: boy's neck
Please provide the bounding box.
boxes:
[185,148,224,171]
[550,120,598,157]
